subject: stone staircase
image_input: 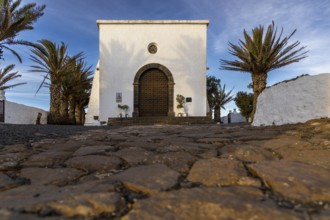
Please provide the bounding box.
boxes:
[108,116,213,125]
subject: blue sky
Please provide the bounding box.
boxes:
[3,0,330,116]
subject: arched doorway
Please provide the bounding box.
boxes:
[133,63,175,117]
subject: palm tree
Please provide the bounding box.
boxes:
[29,39,82,124]
[70,61,93,125]
[207,75,221,115]
[220,21,307,121]
[0,64,25,90]
[74,87,91,125]
[214,83,234,122]
[59,57,79,123]
[207,75,234,122]
[0,0,45,62]
[62,59,93,124]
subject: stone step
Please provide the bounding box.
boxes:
[108,116,213,125]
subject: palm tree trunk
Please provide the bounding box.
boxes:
[214,106,220,122]
[60,94,69,123]
[251,73,267,122]
[69,95,76,124]
[81,107,86,125]
[75,104,82,125]
[48,83,61,124]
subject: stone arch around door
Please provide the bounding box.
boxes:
[133,63,175,117]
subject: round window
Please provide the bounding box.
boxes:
[148,43,158,54]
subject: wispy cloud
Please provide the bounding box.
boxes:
[6,91,48,98]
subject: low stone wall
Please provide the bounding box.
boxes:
[253,73,330,126]
[4,101,48,124]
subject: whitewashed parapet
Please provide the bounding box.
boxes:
[253,73,330,126]
[4,101,48,124]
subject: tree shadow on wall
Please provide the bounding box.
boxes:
[99,39,147,116]
[166,35,208,113]
[100,39,147,87]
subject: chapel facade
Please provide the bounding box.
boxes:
[85,20,209,125]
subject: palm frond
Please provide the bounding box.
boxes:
[0,64,26,90]
[218,84,234,110]
[220,21,307,74]
[0,0,45,61]
[34,74,49,95]
[0,44,22,62]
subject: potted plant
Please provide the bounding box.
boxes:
[176,94,185,117]
[118,104,129,118]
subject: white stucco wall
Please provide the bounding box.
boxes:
[85,62,101,125]
[253,73,330,126]
[91,20,208,122]
[4,101,48,124]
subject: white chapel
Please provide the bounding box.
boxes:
[85,20,209,125]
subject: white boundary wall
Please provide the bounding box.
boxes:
[4,101,48,124]
[253,73,330,126]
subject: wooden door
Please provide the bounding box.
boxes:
[139,69,168,116]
